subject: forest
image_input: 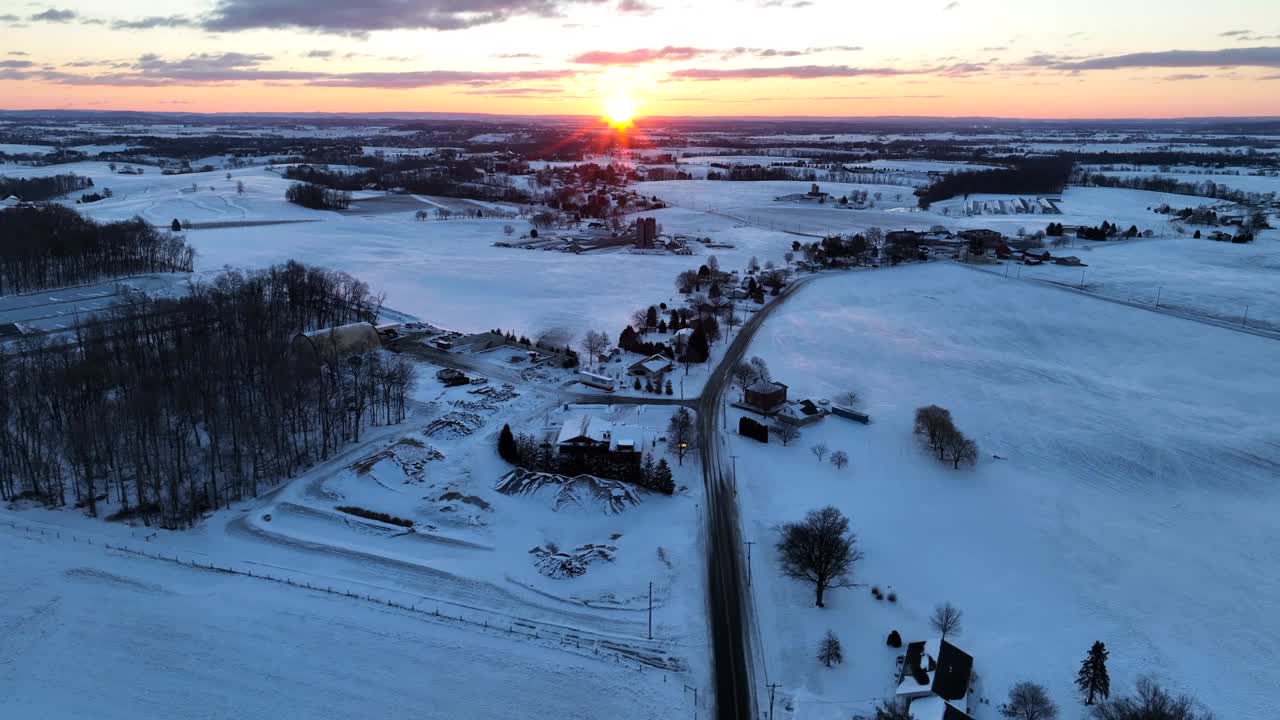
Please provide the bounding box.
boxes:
[0,173,94,202]
[915,158,1074,207]
[0,261,416,530]
[0,204,194,294]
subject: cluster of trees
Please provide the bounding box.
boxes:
[707,165,813,182]
[1076,221,1138,242]
[913,405,978,468]
[0,262,412,528]
[809,443,850,469]
[283,156,534,205]
[916,158,1074,208]
[488,328,579,368]
[285,182,352,210]
[1077,170,1275,205]
[496,423,676,494]
[0,204,194,295]
[0,173,94,201]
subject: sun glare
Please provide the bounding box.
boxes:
[603,93,638,128]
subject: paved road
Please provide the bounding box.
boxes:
[698,278,811,720]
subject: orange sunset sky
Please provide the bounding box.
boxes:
[2,0,1278,118]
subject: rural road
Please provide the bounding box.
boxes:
[698,278,812,720]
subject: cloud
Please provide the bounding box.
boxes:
[571,46,707,64]
[616,0,657,13]
[810,94,944,100]
[460,86,566,96]
[668,62,982,81]
[571,44,861,65]
[757,0,812,7]
[29,8,79,23]
[0,14,20,22]
[0,60,35,69]
[8,51,29,56]
[494,52,541,58]
[203,0,606,35]
[1162,73,1209,81]
[306,50,336,58]
[1037,46,1280,71]
[943,1,959,10]
[111,15,194,29]
[1219,30,1250,37]
[308,69,576,88]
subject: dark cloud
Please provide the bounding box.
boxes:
[306,50,336,58]
[1162,73,1209,81]
[1219,30,1250,37]
[1035,46,1280,71]
[29,8,79,23]
[8,51,29,56]
[203,0,606,35]
[111,15,194,29]
[0,14,21,22]
[616,0,657,13]
[0,60,35,69]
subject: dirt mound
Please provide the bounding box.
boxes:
[530,542,617,579]
[348,437,444,482]
[496,468,643,514]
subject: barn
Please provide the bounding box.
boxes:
[291,322,382,364]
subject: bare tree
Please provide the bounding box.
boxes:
[942,427,978,468]
[830,451,849,469]
[749,356,771,384]
[874,700,914,720]
[667,407,694,465]
[236,180,245,194]
[1002,682,1058,720]
[503,224,515,236]
[931,602,963,639]
[914,405,954,450]
[1092,677,1212,720]
[772,422,800,446]
[838,390,860,407]
[810,443,828,463]
[817,630,844,667]
[580,330,610,369]
[776,506,863,607]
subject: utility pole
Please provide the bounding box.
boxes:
[722,396,727,430]
[1243,305,1250,327]
[648,581,653,639]
[767,683,781,720]
[1079,269,1086,289]
[729,454,738,494]
[1155,285,1162,307]
[683,685,698,720]
[744,540,755,587]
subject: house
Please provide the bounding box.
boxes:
[744,379,788,412]
[886,230,926,246]
[436,368,470,386]
[957,229,1003,249]
[895,639,975,720]
[555,414,644,460]
[629,353,673,377]
[774,398,825,426]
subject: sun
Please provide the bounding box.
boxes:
[603,92,638,128]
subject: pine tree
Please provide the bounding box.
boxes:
[633,377,642,390]
[652,458,674,495]
[171,218,182,232]
[640,454,656,490]
[1076,641,1110,705]
[665,379,674,395]
[646,306,658,328]
[817,630,844,667]
[498,424,520,465]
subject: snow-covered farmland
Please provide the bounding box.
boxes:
[0,525,686,720]
[729,264,1280,719]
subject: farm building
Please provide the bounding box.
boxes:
[291,322,381,364]
[555,414,645,460]
[743,380,788,412]
[895,639,976,720]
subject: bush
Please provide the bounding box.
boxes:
[335,506,414,528]
[887,630,903,648]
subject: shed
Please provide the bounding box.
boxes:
[744,379,787,411]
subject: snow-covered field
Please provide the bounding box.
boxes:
[729,264,1280,720]
[0,525,686,720]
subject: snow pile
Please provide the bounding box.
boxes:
[347,437,443,483]
[496,468,644,514]
[530,541,617,579]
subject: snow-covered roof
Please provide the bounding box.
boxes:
[747,379,785,394]
[631,354,671,374]
[909,696,949,720]
[556,414,613,446]
[0,196,19,207]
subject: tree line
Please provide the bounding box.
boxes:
[285,182,352,210]
[916,158,1074,208]
[0,173,94,202]
[0,204,194,295]
[1076,170,1275,205]
[0,261,415,529]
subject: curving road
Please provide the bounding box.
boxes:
[698,278,812,720]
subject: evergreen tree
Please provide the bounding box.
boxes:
[171,218,182,232]
[1076,641,1111,705]
[498,424,520,464]
[640,453,656,489]
[817,630,844,667]
[646,305,658,328]
[665,379,674,395]
[652,458,675,494]
[633,377,642,390]
[685,327,709,363]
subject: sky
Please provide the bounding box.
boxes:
[1,0,1279,118]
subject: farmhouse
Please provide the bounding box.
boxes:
[555,414,645,460]
[629,353,673,377]
[895,639,976,720]
[774,398,825,426]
